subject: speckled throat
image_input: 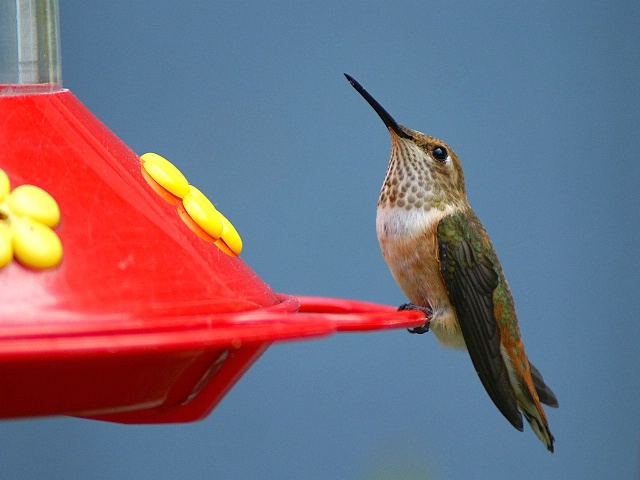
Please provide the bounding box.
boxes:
[378,134,466,212]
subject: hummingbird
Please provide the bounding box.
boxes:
[345,74,558,452]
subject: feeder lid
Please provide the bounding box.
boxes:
[0,90,280,323]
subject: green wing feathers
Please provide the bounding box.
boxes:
[437,212,557,452]
[437,212,523,431]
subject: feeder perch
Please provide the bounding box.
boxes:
[0,1,425,423]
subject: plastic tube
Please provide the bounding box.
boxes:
[0,0,61,93]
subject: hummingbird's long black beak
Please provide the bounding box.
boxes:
[344,73,413,140]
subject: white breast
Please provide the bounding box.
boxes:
[376,205,454,239]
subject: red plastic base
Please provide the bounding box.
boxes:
[0,89,425,423]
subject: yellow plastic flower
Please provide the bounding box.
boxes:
[0,169,62,269]
[140,153,242,255]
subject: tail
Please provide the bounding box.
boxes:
[520,400,555,453]
[520,361,558,453]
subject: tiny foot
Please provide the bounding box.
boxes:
[398,303,432,334]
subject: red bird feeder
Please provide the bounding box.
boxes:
[0,2,424,424]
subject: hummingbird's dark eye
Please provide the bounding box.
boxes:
[432,146,448,162]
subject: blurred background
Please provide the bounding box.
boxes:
[0,1,638,478]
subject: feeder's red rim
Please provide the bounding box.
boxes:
[295,295,425,331]
[0,294,425,357]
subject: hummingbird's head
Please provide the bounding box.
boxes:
[345,74,467,211]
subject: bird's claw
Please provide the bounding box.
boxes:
[398,303,432,334]
[408,324,430,334]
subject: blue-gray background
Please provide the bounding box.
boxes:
[1,1,639,479]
